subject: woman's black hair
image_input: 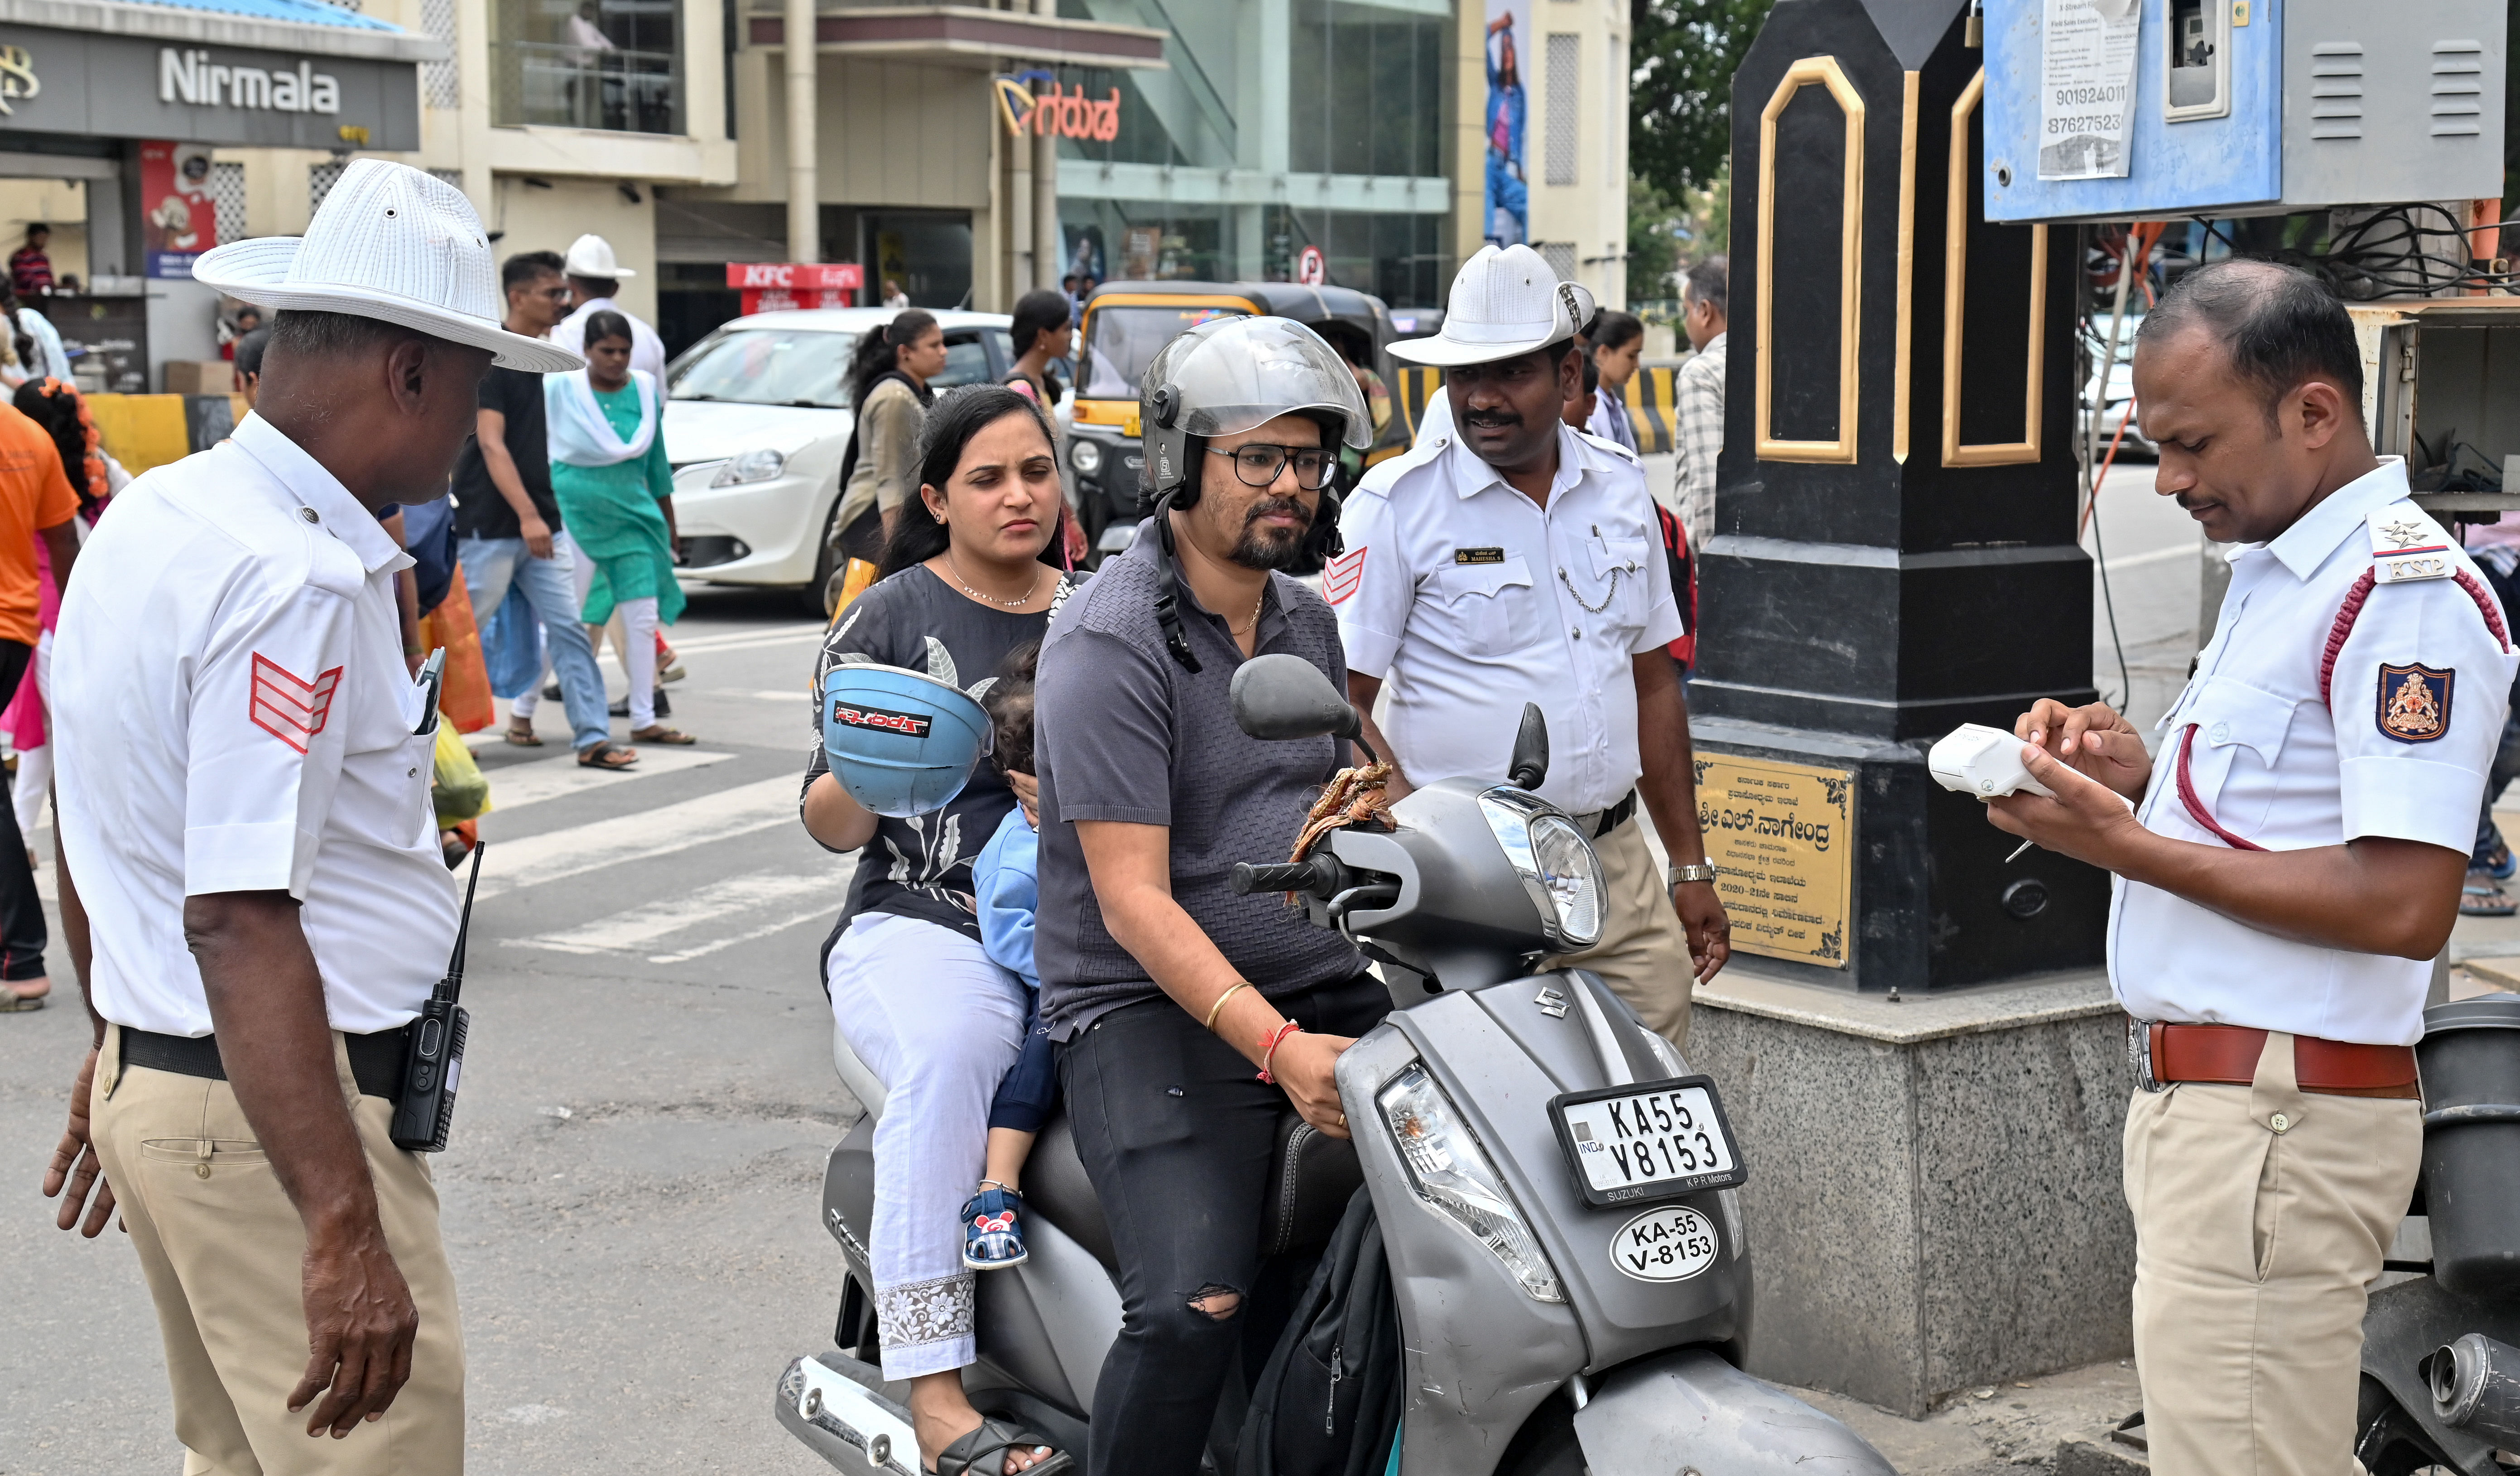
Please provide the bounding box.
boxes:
[10,377,100,516]
[877,384,1066,579]
[849,308,939,410]
[581,309,634,348]
[1592,309,1645,352]
[1009,289,1072,359]
[984,639,1041,777]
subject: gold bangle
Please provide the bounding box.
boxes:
[1204,981,1252,1033]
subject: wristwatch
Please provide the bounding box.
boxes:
[1669,863,1717,887]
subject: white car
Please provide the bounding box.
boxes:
[665,308,1016,609]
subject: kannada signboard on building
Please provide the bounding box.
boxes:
[0,22,420,149]
[1696,754,1855,968]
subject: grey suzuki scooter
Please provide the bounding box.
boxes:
[775,654,1898,1475]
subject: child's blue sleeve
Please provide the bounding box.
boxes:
[976,810,1039,989]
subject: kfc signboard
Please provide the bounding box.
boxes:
[727,262,866,313]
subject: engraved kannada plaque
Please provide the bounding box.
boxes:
[1693,754,1854,968]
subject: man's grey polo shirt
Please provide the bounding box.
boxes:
[1034,530,1364,1037]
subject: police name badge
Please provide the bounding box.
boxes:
[1454,547,1507,565]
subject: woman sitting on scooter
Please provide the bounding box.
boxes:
[801,384,1077,1476]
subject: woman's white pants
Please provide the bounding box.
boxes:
[824,911,1028,1380]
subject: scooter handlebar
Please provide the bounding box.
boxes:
[1231,857,1338,896]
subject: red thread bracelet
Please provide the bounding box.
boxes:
[1257,1021,1303,1084]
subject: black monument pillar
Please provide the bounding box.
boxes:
[1689,0,2106,992]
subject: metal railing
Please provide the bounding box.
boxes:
[490,39,680,135]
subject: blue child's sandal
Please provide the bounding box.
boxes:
[962,1184,1029,1270]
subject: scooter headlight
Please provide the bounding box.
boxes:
[1378,1062,1563,1303]
[1478,792,1605,951]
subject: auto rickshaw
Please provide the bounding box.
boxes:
[1066,280,1414,561]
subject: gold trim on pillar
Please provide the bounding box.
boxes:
[1755,56,1865,465]
[1892,69,1919,465]
[1941,68,2048,468]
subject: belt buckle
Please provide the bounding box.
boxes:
[2127,1019,2164,1093]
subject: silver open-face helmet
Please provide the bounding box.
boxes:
[1138,315,1373,501]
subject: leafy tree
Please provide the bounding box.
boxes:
[1630,0,1776,196]
[1628,176,1684,301]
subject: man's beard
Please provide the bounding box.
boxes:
[1226,494,1314,571]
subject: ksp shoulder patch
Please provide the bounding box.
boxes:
[2369,508,2456,584]
[1323,546,1366,605]
[2376,663,2453,743]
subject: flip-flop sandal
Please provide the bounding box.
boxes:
[0,982,49,1013]
[2462,874,2516,917]
[629,726,697,746]
[504,725,544,747]
[578,742,640,770]
[932,1418,1072,1476]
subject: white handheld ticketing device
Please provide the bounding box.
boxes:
[1927,723,2054,800]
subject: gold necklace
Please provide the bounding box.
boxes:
[1229,588,1266,637]
[943,551,1046,608]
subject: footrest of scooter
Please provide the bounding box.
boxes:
[776,1351,919,1475]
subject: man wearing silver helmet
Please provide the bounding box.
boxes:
[1335,245,1730,1047]
[1033,314,1383,1473]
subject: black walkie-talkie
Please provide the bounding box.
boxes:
[392,841,485,1153]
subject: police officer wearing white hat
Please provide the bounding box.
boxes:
[40,158,580,1472]
[1991,260,2518,1476]
[1334,243,1732,1044]
[551,232,666,383]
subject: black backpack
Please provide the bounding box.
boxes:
[1239,1189,1404,1476]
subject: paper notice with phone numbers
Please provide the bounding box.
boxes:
[2040,0,2140,180]
[1695,754,1853,968]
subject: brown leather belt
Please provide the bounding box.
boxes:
[2135,1020,2421,1099]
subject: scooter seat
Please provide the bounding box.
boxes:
[1023,1109,1365,1275]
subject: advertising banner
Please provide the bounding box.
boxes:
[1482,0,1531,246]
[139,140,218,280]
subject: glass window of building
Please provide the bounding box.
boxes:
[491,0,683,135]
[1052,0,1453,305]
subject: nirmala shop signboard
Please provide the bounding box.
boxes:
[0,20,421,150]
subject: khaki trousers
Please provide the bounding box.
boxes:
[91,1023,466,1476]
[2123,1030,2420,1476]
[1544,819,1698,1049]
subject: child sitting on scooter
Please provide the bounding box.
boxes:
[962,642,1054,1269]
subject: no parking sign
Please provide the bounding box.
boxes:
[1296,246,1325,286]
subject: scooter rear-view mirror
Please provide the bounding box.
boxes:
[1231,652,1362,744]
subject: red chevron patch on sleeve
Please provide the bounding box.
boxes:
[1323,546,1367,605]
[249,653,344,753]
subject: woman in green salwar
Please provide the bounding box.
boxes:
[545,309,694,744]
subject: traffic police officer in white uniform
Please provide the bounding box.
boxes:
[1991,260,2515,1476]
[40,160,581,1473]
[1334,244,1731,1043]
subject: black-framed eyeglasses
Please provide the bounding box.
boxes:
[1207,444,1335,490]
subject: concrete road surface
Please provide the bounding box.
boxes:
[2,584,851,1475]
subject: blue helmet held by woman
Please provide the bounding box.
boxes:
[820,662,995,817]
